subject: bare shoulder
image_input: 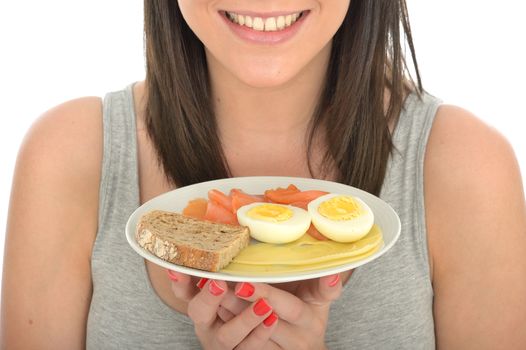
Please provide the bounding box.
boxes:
[12,96,104,221]
[20,96,103,168]
[2,96,103,348]
[11,95,104,242]
[424,104,525,253]
[424,104,526,348]
[10,94,105,263]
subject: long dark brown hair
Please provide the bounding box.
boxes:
[144,1,422,195]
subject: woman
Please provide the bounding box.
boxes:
[2,0,525,349]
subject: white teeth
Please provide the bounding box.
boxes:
[225,11,303,31]
[252,17,264,31]
[245,15,252,27]
[276,16,285,30]
[264,17,277,31]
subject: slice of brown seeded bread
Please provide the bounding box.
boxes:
[135,210,250,272]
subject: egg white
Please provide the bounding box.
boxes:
[236,202,311,244]
[307,193,374,243]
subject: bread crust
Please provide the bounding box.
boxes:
[135,210,250,272]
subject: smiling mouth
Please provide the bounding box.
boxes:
[224,11,307,32]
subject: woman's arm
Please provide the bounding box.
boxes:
[425,105,526,349]
[1,97,103,349]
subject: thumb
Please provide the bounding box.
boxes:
[297,273,343,307]
[316,273,343,303]
[167,269,200,302]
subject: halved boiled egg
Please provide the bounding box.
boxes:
[237,202,311,244]
[307,193,374,242]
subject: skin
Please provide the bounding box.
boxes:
[2,0,526,349]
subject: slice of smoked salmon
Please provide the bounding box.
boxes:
[289,201,309,210]
[307,223,328,241]
[266,189,328,205]
[230,188,264,213]
[207,189,233,212]
[264,184,300,202]
[204,199,239,225]
[182,198,208,220]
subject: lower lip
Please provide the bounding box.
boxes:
[220,11,310,45]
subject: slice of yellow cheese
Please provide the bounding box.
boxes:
[221,242,381,276]
[231,225,382,266]
[220,225,383,276]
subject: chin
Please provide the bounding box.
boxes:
[236,72,295,89]
[206,46,311,89]
[229,59,302,89]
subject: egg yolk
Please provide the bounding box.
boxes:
[318,195,362,220]
[247,204,293,222]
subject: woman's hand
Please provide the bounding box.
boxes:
[230,274,343,349]
[167,271,280,349]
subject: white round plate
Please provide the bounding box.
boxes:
[126,176,401,283]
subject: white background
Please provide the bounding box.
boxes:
[1,1,525,288]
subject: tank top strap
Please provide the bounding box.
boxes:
[88,84,195,349]
[94,84,140,257]
[391,92,442,157]
[380,91,442,279]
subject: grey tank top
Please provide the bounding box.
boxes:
[87,84,441,349]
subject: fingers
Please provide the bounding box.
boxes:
[215,298,276,349]
[167,271,282,349]
[187,279,229,328]
[170,275,277,349]
[167,270,249,321]
[167,269,199,302]
[234,281,311,327]
[232,276,342,349]
[265,318,318,349]
[219,288,250,316]
[236,312,280,350]
[306,274,343,306]
[217,305,235,322]
[233,274,343,327]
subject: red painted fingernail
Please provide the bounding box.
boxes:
[253,298,272,316]
[328,274,340,287]
[208,280,225,296]
[196,278,209,289]
[235,282,255,298]
[263,312,279,327]
[166,270,178,282]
